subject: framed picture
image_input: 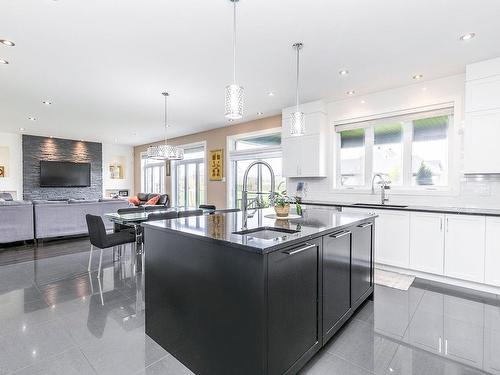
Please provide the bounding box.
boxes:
[0,166,4,178]
[209,149,223,181]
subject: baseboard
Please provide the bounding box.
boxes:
[375,263,500,295]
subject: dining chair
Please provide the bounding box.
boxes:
[199,204,216,211]
[178,209,204,218]
[147,211,179,221]
[213,208,241,213]
[86,214,136,277]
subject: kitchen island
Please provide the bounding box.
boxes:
[142,205,376,375]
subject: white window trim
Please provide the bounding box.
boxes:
[171,141,207,207]
[140,151,166,194]
[226,128,282,208]
[333,104,457,195]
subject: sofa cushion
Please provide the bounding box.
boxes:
[146,195,160,205]
[33,200,69,205]
[128,196,141,205]
[0,193,13,201]
[157,194,169,206]
[137,193,149,202]
[68,199,99,204]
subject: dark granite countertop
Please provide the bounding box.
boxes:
[302,200,500,217]
[142,205,375,254]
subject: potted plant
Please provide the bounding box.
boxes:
[269,182,302,217]
[416,162,433,185]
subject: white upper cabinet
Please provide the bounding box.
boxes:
[444,214,486,283]
[409,212,445,275]
[281,101,327,178]
[464,57,500,174]
[485,217,500,287]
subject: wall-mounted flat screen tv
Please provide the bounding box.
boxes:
[40,161,91,187]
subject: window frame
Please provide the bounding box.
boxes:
[334,105,455,194]
[171,141,207,208]
[226,128,283,208]
[140,152,166,194]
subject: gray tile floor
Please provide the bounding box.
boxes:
[1,239,499,374]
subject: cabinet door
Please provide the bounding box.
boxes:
[351,222,373,305]
[464,109,500,174]
[409,212,445,275]
[374,210,410,268]
[322,230,351,341]
[484,304,500,374]
[299,135,323,177]
[485,217,500,287]
[282,137,300,177]
[268,240,320,375]
[444,215,486,283]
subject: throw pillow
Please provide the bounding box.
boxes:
[128,196,140,205]
[146,195,160,205]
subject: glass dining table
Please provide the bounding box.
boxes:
[104,207,212,272]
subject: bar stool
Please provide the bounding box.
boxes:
[147,211,179,221]
[86,214,136,277]
[178,209,204,218]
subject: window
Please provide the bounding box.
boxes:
[336,107,452,190]
[141,155,166,194]
[172,144,206,207]
[228,129,286,209]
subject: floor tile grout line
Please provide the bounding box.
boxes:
[328,352,377,374]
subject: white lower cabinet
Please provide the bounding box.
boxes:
[485,217,500,287]
[444,214,486,283]
[409,212,445,275]
[373,210,410,268]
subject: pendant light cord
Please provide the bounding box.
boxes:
[233,0,237,84]
[163,93,168,146]
[295,45,300,112]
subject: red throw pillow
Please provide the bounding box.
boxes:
[146,195,160,205]
[128,196,140,205]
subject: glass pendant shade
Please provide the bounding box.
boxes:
[225,83,244,120]
[290,111,305,136]
[147,144,184,160]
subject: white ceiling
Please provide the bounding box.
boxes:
[1,0,499,146]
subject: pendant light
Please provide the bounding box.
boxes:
[147,92,184,160]
[290,42,305,136]
[224,0,244,120]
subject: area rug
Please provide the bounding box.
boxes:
[374,269,415,291]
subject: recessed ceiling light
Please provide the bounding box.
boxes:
[0,39,15,47]
[0,59,9,65]
[413,74,423,80]
[42,101,52,105]
[346,90,355,96]
[339,69,349,76]
[27,117,36,121]
[360,100,366,104]
[257,111,264,115]
[460,33,476,41]
[421,87,427,91]
[19,127,25,131]
[267,92,275,97]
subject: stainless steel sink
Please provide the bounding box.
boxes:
[232,227,300,240]
[353,203,408,208]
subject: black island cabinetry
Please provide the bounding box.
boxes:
[143,208,375,375]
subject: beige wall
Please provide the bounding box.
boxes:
[134,115,281,208]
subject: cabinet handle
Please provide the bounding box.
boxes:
[283,243,316,255]
[440,218,443,232]
[358,222,373,228]
[439,337,442,353]
[446,218,449,232]
[330,231,351,239]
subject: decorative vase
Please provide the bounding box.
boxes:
[274,204,290,217]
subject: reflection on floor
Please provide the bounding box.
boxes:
[1,238,499,374]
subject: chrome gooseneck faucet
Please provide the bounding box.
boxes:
[241,160,275,229]
[371,173,391,205]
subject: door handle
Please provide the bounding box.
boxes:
[330,231,351,239]
[358,222,373,228]
[283,243,316,255]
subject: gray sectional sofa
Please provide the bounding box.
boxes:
[0,201,35,243]
[0,197,130,244]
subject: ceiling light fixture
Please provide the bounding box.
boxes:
[460,33,476,41]
[28,117,36,121]
[347,90,355,96]
[412,74,423,80]
[0,39,15,47]
[19,127,25,131]
[0,59,9,65]
[42,101,52,105]
[360,100,366,104]
[290,42,305,136]
[339,69,349,76]
[267,92,275,97]
[224,0,244,120]
[147,92,184,160]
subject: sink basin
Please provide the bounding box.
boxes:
[353,203,408,208]
[232,227,300,240]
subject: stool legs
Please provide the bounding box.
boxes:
[98,248,104,277]
[88,244,94,272]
